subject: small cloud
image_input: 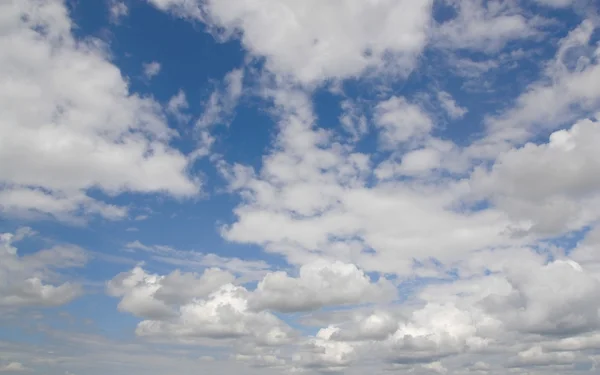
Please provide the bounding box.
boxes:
[125,227,139,232]
[437,91,467,119]
[108,1,128,24]
[125,240,151,251]
[142,61,161,80]
[167,90,191,123]
[134,214,149,221]
[0,362,31,372]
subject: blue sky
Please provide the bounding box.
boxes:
[2,0,600,374]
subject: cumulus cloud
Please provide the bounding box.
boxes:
[135,283,294,345]
[0,229,86,308]
[434,0,543,52]
[107,266,235,318]
[472,115,600,234]
[250,260,396,313]
[198,0,433,84]
[9,1,600,374]
[221,88,511,275]
[0,0,200,222]
[374,96,433,148]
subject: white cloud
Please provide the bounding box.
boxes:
[508,346,576,367]
[135,283,294,345]
[107,266,235,319]
[220,89,512,276]
[374,96,433,148]
[250,260,396,313]
[437,91,468,119]
[0,362,30,372]
[108,1,129,24]
[0,229,85,308]
[477,20,600,153]
[434,0,543,52]
[123,240,271,281]
[197,0,433,84]
[166,89,190,123]
[146,0,203,19]
[196,68,244,129]
[472,115,600,234]
[142,61,161,80]
[0,0,200,222]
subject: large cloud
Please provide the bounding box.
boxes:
[0,0,199,222]
[149,0,433,85]
[472,115,600,234]
[250,260,396,313]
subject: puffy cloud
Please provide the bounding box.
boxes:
[250,260,396,313]
[472,115,600,234]
[221,89,512,275]
[107,266,235,318]
[478,20,600,153]
[0,229,86,308]
[374,96,433,148]
[0,0,199,222]
[108,265,293,346]
[327,311,399,342]
[484,259,600,336]
[135,284,294,345]
[199,0,433,84]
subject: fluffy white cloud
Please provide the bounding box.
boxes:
[108,265,294,346]
[374,96,433,148]
[250,260,396,313]
[199,0,433,84]
[0,0,199,222]
[472,115,600,234]
[107,266,235,318]
[221,89,512,275]
[135,283,294,345]
[0,229,86,308]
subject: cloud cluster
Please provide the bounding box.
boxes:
[0,0,199,222]
[5,0,600,374]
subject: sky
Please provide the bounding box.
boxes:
[2,0,600,374]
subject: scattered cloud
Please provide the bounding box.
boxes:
[108,1,129,24]
[0,229,86,308]
[0,1,200,222]
[142,61,161,80]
